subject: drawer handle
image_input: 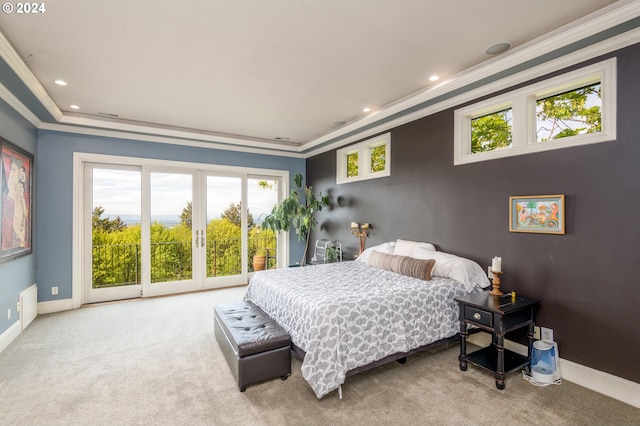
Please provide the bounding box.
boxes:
[473,313,481,320]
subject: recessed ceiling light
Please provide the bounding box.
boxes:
[274,136,290,141]
[484,41,512,55]
[69,104,80,110]
[334,120,346,126]
[54,80,67,86]
[363,107,371,113]
[428,75,440,82]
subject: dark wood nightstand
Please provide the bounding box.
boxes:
[455,291,539,389]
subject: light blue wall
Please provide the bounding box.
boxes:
[0,99,37,335]
[36,130,305,303]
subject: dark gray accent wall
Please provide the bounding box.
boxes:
[307,43,640,384]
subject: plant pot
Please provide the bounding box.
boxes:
[253,255,266,271]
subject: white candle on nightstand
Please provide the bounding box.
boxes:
[492,256,502,273]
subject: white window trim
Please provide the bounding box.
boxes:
[336,133,391,184]
[454,58,617,165]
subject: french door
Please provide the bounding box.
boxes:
[83,161,283,304]
[142,169,198,298]
[86,165,143,303]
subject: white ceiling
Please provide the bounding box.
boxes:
[0,0,631,153]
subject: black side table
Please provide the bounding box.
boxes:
[455,291,539,389]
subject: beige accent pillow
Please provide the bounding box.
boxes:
[368,250,394,270]
[368,251,435,281]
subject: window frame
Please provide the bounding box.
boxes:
[336,133,391,184]
[454,58,616,165]
[72,152,290,308]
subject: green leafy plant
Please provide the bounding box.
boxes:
[262,173,330,266]
[325,245,339,263]
[536,83,601,141]
[471,84,601,153]
[471,109,513,154]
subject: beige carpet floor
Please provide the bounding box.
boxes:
[0,286,638,425]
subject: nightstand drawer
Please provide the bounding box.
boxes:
[464,306,493,327]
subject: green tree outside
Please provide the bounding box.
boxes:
[536,83,601,141]
[92,203,275,288]
[92,213,140,287]
[471,109,513,154]
[221,202,255,229]
[206,218,241,277]
[471,84,601,153]
[92,206,127,232]
[371,145,386,173]
[346,146,386,177]
[347,152,358,177]
[180,201,192,229]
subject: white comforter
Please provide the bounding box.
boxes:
[244,261,477,398]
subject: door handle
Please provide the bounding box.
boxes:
[195,230,199,247]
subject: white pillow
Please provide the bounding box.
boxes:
[412,247,491,292]
[393,239,436,257]
[357,241,396,263]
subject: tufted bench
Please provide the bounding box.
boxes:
[214,301,291,392]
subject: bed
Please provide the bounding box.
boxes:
[243,240,491,398]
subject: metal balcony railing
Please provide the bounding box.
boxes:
[92,236,276,288]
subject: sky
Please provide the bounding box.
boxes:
[92,169,278,224]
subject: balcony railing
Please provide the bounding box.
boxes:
[92,236,276,289]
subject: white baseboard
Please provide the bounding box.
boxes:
[0,320,21,353]
[467,332,640,409]
[0,298,73,355]
[558,358,640,409]
[4,307,639,409]
[38,298,73,315]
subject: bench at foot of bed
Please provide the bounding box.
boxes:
[214,301,291,392]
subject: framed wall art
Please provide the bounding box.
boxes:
[509,194,565,234]
[1,138,33,262]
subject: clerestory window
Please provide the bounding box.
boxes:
[454,58,616,165]
[337,133,391,184]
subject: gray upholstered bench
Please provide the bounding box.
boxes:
[214,301,291,392]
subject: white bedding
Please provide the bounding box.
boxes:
[244,260,482,398]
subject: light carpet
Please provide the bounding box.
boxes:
[0,286,638,425]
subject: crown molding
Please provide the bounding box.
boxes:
[0,31,63,122]
[299,0,640,156]
[39,122,305,158]
[0,81,42,127]
[0,28,300,153]
[58,113,301,152]
[302,14,640,158]
[1,0,639,158]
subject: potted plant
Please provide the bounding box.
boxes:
[252,247,267,271]
[325,245,339,263]
[262,173,329,266]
